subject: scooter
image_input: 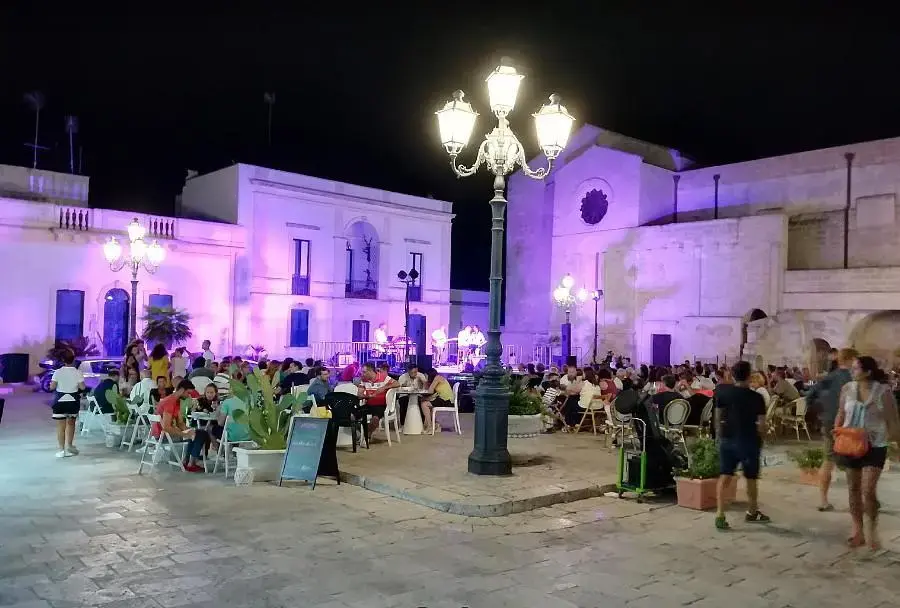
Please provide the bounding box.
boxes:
[35,358,59,393]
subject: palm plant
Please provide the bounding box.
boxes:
[47,336,100,361]
[141,306,192,349]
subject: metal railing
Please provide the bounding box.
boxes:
[531,345,584,367]
[345,280,378,300]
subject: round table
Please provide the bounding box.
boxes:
[398,388,432,435]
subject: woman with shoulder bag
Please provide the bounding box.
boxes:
[833,356,900,550]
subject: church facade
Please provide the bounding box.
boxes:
[504,125,900,372]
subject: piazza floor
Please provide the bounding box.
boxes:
[1,392,900,608]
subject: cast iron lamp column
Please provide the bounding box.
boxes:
[397,268,419,365]
[103,218,165,340]
[590,289,604,364]
[552,274,588,360]
[436,60,575,475]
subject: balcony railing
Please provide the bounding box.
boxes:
[345,279,378,300]
[291,274,310,296]
[58,207,92,231]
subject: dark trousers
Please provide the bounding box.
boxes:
[562,395,583,427]
[186,429,210,460]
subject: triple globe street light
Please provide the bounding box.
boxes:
[436,59,575,476]
[553,274,589,361]
[103,218,165,340]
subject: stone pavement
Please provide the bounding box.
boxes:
[2,392,900,608]
[341,415,618,516]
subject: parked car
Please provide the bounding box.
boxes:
[35,357,122,392]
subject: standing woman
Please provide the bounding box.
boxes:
[50,350,86,458]
[121,342,142,380]
[148,344,170,386]
[170,347,188,380]
[834,356,900,549]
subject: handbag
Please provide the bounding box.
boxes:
[833,385,871,459]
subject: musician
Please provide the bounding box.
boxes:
[471,325,486,357]
[373,322,388,355]
[458,326,473,363]
[431,325,448,364]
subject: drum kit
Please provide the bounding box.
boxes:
[373,336,416,366]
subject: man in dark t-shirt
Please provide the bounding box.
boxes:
[652,375,681,410]
[714,360,769,530]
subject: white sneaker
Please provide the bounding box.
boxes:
[56,450,68,458]
[66,446,79,456]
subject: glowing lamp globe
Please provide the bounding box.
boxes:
[147,240,165,265]
[534,94,575,160]
[486,63,524,115]
[126,218,146,242]
[103,237,122,263]
[553,286,568,303]
[576,288,589,302]
[436,90,478,155]
[561,274,575,289]
[130,238,147,262]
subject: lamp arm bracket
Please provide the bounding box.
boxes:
[518,146,553,180]
[108,259,127,273]
[450,138,488,178]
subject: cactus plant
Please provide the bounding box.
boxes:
[230,367,300,450]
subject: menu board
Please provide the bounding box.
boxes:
[278,416,338,489]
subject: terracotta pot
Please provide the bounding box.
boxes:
[676,477,736,511]
[798,468,820,485]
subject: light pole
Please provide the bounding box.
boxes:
[103,218,165,340]
[590,289,603,364]
[436,60,575,476]
[552,274,588,361]
[397,268,419,365]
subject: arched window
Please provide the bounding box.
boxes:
[103,288,130,357]
[55,289,85,341]
[289,309,310,347]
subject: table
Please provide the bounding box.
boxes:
[398,388,432,435]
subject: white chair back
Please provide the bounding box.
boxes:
[291,384,310,398]
[792,397,807,417]
[191,376,212,393]
[663,399,690,426]
[335,382,359,395]
[452,381,461,406]
[385,388,399,416]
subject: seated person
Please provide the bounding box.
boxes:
[396,364,425,423]
[149,376,172,406]
[651,375,682,410]
[421,369,454,433]
[194,383,219,412]
[541,376,562,410]
[129,369,154,407]
[359,363,393,434]
[211,393,252,450]
[565,369,603,427]
[119,369,138,397]
[771,369,801,403]
[306,366,331,408]
[189,357,215,380]
[278,360,308,395]
[92,369,120,414]
[153,380,208,473]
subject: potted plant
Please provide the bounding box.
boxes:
[507,377,545,438]
[230,368,300,483]
[141,306,192,349]
[788,447,824,485]
[676,438,735,510]
[104,389,132,448]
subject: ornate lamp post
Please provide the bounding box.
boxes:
[436,60,575,475]
[103,218,165,340]
[397,268,420,365]
[590,289,604,364]
[552,274,588,360]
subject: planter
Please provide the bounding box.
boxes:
[798,467,820,485]
[232,447,285,484]
[508,414,543,438]
[105,422,131,448]
[676,477,736,511]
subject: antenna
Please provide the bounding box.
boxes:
[263,92,276,147]
[64,115,79,174]
[23,91,48,169]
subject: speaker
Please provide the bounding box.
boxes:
[413,354,433,371]
[351,320,370,343]
[408,314,427,356]
[0,353,29,383]
[560,323,572,362]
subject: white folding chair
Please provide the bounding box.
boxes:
[431,382,462,435]
[80,395,109,436]
[379,389,402,446]
[121,402,151,451]
[191,376,212,393]
[138,415,188,475]
[291,384,310,399]
[212,415,255,477]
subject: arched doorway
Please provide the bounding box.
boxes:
[103,288,129,357]
[849,311,900,369]
[740,308,767,360]
[810,338,832,376]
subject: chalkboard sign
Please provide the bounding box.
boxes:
[278,416,339,489]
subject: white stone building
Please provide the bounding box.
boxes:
[504,124,900,372]
[0,163,453,373]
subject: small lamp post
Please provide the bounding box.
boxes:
[552,274,588,360]
[103,218,165,339]
[590,289,604,364]
[436,60,575,475]
[397,268,420,365]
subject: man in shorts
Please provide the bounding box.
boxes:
[806,347,856,511]
[714,360,769,529]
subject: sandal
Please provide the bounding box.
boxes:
[745,511,771,523]
[817,504,835,512]
[847,535,865,548]
[714,516,730,530]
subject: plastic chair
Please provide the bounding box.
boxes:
[380,389,403,446]
[431,382,462,435]
[212,416,255,477]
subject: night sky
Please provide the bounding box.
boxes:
[2,7,899,290]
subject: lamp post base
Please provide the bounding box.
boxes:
[467,364,512,476]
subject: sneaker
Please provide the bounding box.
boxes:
[56,450,68,458]
[714,515,730,530]
[65,446,79,456]
[745,511,771,523]
[184,464,204,473]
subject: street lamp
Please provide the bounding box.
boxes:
[553,274,588,360]
[397,268,419,365]
[436,59,575,476]
[590,289,604,364]
[103,218,165,339]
